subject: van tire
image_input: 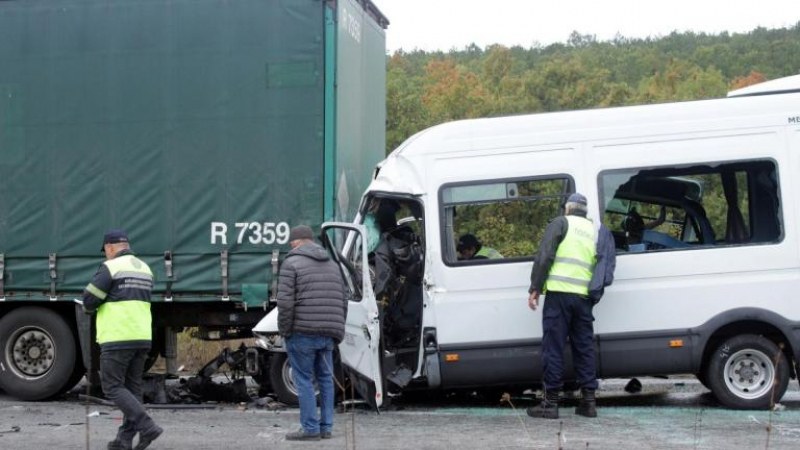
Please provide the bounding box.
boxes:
[269,351,343,406]
[706,334,789,409]
[269,352,301,405]
[0,307,77,400]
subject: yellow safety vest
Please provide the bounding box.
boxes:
[94,254,153,345]
[544,216,597,295]
[476,247,503,259]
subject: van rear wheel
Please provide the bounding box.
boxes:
[706,334,789,409]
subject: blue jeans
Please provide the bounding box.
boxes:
[541,291,599,391]
[284,334,335,434]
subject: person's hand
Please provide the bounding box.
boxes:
[528,290,539,311]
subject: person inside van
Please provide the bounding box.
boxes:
[622,209,647,252]
[456,234,503,260]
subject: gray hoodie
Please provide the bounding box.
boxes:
[277,241,347,342]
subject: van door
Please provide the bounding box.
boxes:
[321,222,384,409]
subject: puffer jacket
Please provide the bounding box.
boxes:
[277,241,347,342]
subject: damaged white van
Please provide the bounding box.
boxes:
[254,75,800,410]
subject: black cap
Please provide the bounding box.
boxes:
[456,234,481,252]
[101,229,129,252]
[288,225,314,242]
[567,193,588,206]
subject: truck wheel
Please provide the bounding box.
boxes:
[706,334,789,409]
[59,362,87,395]
[0,307,77,400]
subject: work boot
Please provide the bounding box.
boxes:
[107,439,132,450]
[575,388,597,418]
[321,430,332,439]
[526,390,559,419]
[285,429,321,441]
[133,425,163,450]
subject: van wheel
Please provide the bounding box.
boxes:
[706,335,789,409]
[269,352,301,405]
[269,352,338,405]
[695,371,711,391]
[0,307,77,400]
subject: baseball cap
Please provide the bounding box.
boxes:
[567,193,588,206]
[101,229,129,252]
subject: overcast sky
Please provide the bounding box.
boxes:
[370,0,798,52]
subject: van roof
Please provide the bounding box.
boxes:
[391,78,799,159]
[727,74,800,97]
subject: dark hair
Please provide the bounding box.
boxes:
[376,200,400,231]
[622,209,645,242]
[457,233,481,252]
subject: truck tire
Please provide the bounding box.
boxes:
[706,334,789,409]
[59,362,87,395]
[0,307,77,400]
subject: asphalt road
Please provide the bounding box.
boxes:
[1,378,799,449]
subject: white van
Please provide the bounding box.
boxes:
[254,75,800,410]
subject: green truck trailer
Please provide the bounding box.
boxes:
[0,0,388,400]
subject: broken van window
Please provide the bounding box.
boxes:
[599,160,780,253]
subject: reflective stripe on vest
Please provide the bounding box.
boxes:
[544,216,597,295]
[96,254,153,345]
[476,247,503,259]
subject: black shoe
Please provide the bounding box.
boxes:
[286,429,321,441]
[526,404,559,419]
[108,440,132,450]
[321,431,332,439]
[134,425,163,450]
[526,390,560,419]
[575,388,597,418]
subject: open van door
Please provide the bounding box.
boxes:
[321,222,384,409]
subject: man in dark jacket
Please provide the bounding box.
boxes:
[526,193,615,420]
[278,225,347,441]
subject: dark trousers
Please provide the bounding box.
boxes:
[541,291,599,391]
[100,348,157,443]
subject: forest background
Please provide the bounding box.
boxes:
[385,25,800,153]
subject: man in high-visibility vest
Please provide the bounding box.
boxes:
[526,193,615,419]
[82,229,163,450]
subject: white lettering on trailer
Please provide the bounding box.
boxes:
[340,5,361,44]
[211,222,228,245]
[211,222,290,245]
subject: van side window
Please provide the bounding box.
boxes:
[440,177,573,265]
[599,160,781,253]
